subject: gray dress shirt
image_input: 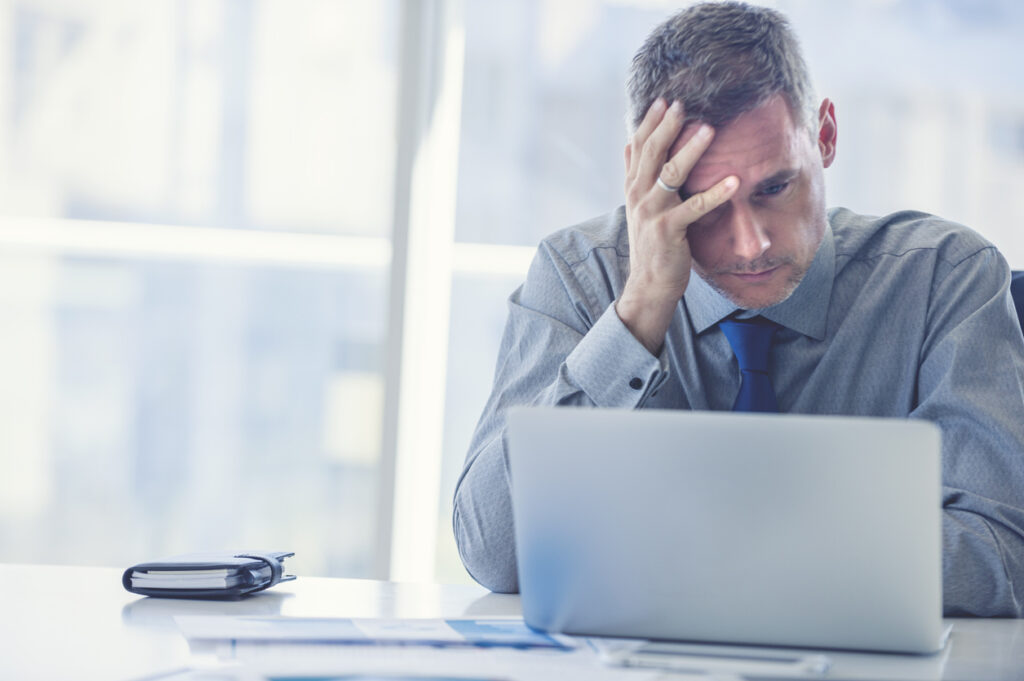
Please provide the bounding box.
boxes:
[453,206,1024,617]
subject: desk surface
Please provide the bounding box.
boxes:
[2,563,1022,681]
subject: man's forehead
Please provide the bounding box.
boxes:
[682,96,803,193]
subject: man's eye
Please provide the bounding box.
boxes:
[760,182,789,196]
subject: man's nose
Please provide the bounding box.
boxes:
[727,204,771,262]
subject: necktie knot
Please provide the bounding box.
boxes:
[719,316,781,412]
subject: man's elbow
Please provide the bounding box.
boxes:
[452,502,520,593]
[465,560,520,594]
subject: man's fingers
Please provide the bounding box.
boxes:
[635,100,684,188]
[676,175,739,222]
[660,123,715,190]
[626,99,667,185]
[635,98,667,146]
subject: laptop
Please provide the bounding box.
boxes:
[507,406,945,654]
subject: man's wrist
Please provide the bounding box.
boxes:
[615,283,683,356]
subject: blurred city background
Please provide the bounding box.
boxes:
[0,0,1021,585]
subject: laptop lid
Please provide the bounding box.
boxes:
[507,407,944,654]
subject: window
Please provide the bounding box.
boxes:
[0,0,398,577]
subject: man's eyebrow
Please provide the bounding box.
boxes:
[753,168,799,192]
[681,168,800,200]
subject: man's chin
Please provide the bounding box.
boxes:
[727,289,795,310]
[704,271,800,310]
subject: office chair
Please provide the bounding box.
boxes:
[1013,271,1024,335]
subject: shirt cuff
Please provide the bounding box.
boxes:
[565,302,669,407]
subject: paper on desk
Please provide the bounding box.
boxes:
[218,641,685,681]
[175,616,575,650]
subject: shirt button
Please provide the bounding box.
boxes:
[629,377,643,390]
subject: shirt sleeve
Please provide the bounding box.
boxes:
[914,246,1024,616]
[452,240,668,593]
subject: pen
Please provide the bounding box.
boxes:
[611,646,832,676]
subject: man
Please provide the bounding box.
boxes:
[453,2,1024,617]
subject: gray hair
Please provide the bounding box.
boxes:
[626,2,817,133]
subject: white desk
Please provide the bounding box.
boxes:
[2,563,1022,681]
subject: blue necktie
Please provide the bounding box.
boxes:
[719,316,781,413]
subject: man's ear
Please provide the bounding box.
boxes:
[817,98,837,168]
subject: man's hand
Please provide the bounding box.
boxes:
[616,99,738,355]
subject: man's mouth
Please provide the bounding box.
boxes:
[729,265,781,283]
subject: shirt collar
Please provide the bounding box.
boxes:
[683,224,835,340]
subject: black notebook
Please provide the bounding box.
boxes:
[123,551,295,599]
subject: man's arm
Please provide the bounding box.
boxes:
[914,246,1024,617]
[618,99,736,355]
[452,238,669,592]
[453,99,737,592]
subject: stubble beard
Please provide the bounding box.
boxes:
[699,255,810,310]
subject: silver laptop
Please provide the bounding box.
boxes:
[507,407,944,654]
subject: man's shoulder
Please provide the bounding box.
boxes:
[829,207,996,267]
[539,206,630,267]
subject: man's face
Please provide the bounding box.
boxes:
[678,95,835,310]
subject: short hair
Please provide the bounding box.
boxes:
[626,2,817,132]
